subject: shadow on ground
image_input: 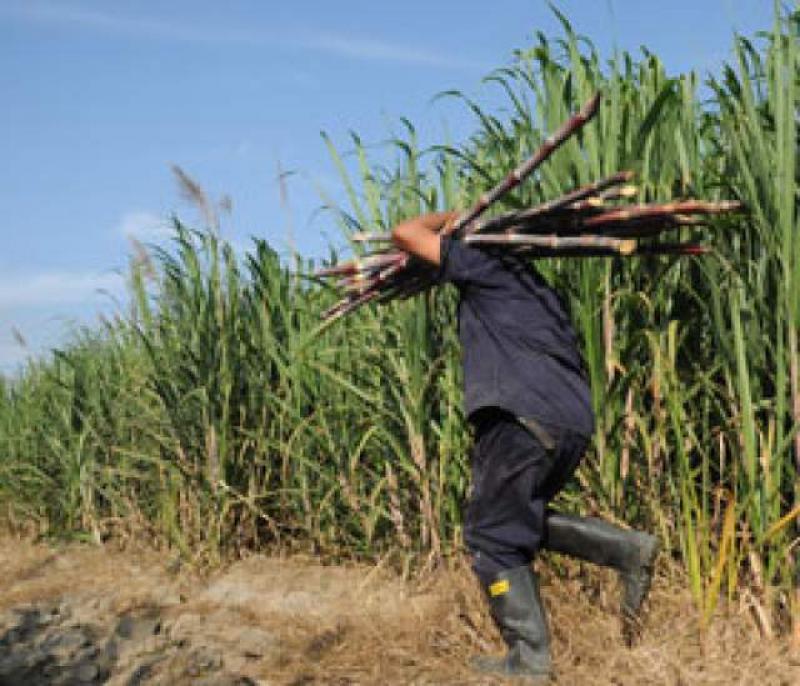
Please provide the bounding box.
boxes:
[0,602,255,685]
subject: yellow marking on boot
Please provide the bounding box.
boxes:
[489,579,510,597]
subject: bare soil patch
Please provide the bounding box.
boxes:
[0,536,797,684]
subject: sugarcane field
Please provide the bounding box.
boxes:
[3,3,800,685]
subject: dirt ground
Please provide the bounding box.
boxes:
[0,536,797,685]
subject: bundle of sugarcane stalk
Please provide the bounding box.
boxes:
[316,93,742,323]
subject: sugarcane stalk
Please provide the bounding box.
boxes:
[454,92,602,237]
[322,256,411,321]
[468,204,604,237]
[509,246,638,258]
[473,207,711,239]
[636,243,710,255]
[550,183,638,214]
[510,204,721,238]
[504,242,708,259]
[315,251,405,278]
[471,207,602,237]
[336,274,375,293]
[528,171,635,216]
[351,231,393,243]
[465,232,637,254]
[583,200,743,228]
[470,170,634,235]
[569,184,638,210]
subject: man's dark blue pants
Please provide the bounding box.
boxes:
[464,408,590,586]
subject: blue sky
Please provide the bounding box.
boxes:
[0,0,775,374]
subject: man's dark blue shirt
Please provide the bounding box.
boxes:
[437,235,595,437]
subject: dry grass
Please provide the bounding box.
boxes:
[1,536,798,685]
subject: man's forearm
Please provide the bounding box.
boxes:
[391,211,460,266]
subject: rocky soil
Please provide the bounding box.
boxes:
[1,536,798,685]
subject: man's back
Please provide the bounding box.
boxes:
[438,235,594,436]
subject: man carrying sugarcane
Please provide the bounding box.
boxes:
[391,211,660,683]
[316,92,740,680]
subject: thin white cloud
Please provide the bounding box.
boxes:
[0,271,125,308]
[3,1,482,69]
[9,2,250,44]
[116,210,171,241]
[297,31,473,68]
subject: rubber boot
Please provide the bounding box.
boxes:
[471,565,552,684]
[543,513,659,635]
